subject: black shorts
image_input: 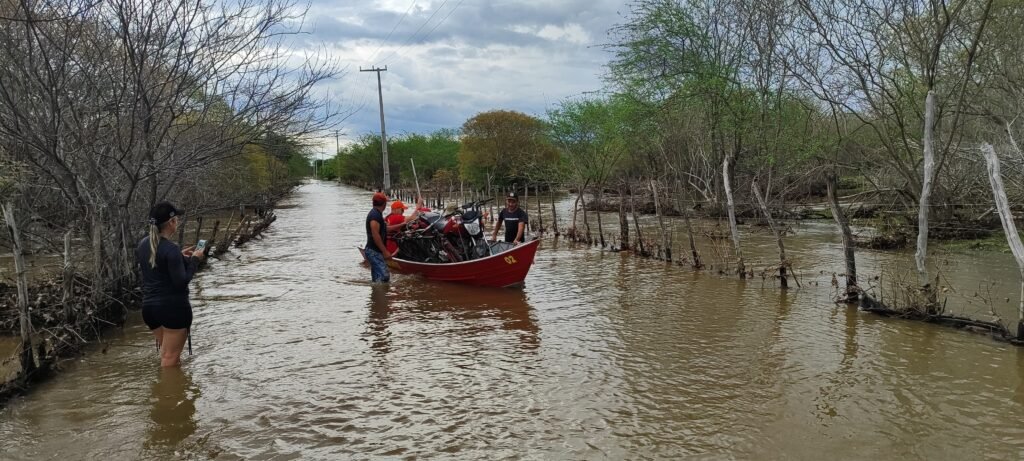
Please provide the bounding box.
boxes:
[142,303,193,330]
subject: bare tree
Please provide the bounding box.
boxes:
[979,143,1024,339]
[0,0,343,299]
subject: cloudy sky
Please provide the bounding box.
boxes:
[299,0,630,151]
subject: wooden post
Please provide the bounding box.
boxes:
[2,201,34,373]
[571,185,583,235]
[980,143,1024,338]
[535,184,543,232]
[207,220,221,254]
[216,214,244,255]
[177,215,187,247]
[595,186,605,248]
[827,171,858,301]
[120,222,132,283]
[219,213,235,248]
[618,182,629,251]
[630,186,645,256]
[550,186,559,236]
[62,230,74,321]
[752,178,790,289]
[90,207,104,302]
[523,185,530,233]
[915,91,937,298]
[651,179,671,262]
[723,154,745,278]
[194,216,204,246]
[581,190,591,244]
[676,180,702,269]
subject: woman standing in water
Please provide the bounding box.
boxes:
[136,202,206,367]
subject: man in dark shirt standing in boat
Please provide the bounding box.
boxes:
[365,192,418,282]
[491,192,529,245]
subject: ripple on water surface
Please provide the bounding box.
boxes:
[1,182,1024,460]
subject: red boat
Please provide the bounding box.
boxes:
[359,239,541,288]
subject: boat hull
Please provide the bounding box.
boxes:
[360,239,540,288]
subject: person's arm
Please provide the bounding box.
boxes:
[386,212,419,232]
[513,210,528,244]
[491,211,502,241]
[370,220,391,258]
[166,245,198,289]
[514,222,525,244]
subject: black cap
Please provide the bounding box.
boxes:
[148,201,184,226]
[506,192,518,200]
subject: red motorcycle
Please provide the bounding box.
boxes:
[395,199,493,263]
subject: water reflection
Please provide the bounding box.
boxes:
[366,284,392,354]
[364,281,540,351]
[146,366,199,450]
[7,182,1024,460]
[408,282,539,348]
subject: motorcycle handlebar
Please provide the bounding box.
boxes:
[460,197,494,210]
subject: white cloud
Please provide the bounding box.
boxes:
[299,0,628,147]
[536,23,591,44]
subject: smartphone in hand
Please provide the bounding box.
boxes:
[195,239,208,252]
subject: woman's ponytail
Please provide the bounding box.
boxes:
[148,223,160,268]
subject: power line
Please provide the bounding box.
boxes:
[395,0,465,64]
[375,0,451,65]
[367,0,419,64]
[383,0,465,66]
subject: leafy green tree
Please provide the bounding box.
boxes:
[548,96,644,246]
[335,130,460,189]
[458,110,559,193]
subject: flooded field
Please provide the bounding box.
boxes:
[1,182,1023,460]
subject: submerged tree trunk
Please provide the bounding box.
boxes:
[62,230,75,321]
[651,179,671,262]
[618,182,629,251]
[551,185,559,236]
[723,155,745,277]
[581,191,591,243]
[2,201,35,375]
[826,172,858,301]
[571,184,583,235]
[90,207,104,302]
[915,91,938,311]
[980,143,1024,339]
[676,180,702,269]
[523,186,529,234]
[630,186,645,256]
[595,187,606,247]
[194,216,204,247]
[752,179,788,289]
[535,184,543,232]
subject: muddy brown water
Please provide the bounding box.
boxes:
[1,182,1024,460]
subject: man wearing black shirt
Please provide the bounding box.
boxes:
[491,192,528,245]
[365,192,419,282]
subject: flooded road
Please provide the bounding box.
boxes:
[2,182,1024,460]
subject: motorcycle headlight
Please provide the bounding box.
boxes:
[464,221,480,235]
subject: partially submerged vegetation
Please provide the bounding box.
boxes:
[329,0,1024,341]
[1,0,338,398]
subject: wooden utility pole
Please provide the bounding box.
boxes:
[361,66,390,190]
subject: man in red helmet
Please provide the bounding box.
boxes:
[385,200,421,254]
